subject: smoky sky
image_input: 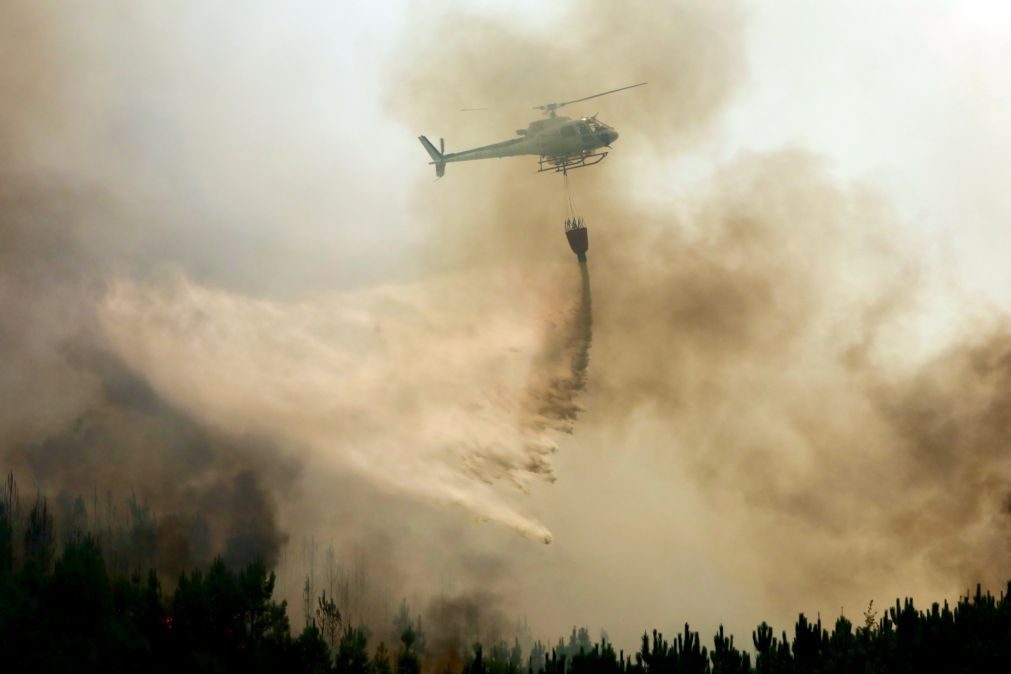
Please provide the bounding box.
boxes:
[1,2,304,574]
[2,0,599,615]
[2,0,1010,655]
[388,0,1011,639]
[0,177,296,574]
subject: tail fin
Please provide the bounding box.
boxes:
[418,135,446,178]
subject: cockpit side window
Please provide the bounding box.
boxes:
[577,123,592,137]
[561,125,577,137]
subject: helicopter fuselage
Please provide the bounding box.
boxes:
[418,116,619,177]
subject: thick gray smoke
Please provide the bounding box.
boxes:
[3,0,1010,654]
[2,0,601,551]
[425,591,511,674]
[390,0,1011,630]
[0,177,295,574]
[0,1,325,573]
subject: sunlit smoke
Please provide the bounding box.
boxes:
[3,0,1011,652]
[391,0,1011,622]
[100,264,594,544]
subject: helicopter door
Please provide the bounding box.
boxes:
[558,124,579,153]
[577,122,594,148]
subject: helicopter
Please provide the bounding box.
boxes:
[418,82,646,177]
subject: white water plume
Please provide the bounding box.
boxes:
[100,264,591,544]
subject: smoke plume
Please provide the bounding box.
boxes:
[3,0,1011,651]
[425,591,510,674]
[390,0,1011,626]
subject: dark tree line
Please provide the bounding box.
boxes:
[531,590,1011,674]
[2,473,1009,673]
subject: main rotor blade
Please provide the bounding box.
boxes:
[534,81,647,112]
[460,107,491,112]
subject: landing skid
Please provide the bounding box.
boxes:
[538,151,609,174]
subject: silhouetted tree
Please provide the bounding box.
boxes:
[294,620,335,674]
[2,471,1011,674]
[0,472,16,575]
[24,493,54,571]
[318,589,343,653]
[373,641,394,674]
[529,639,547,674]
[464,642,487,674]
[711,625,749,674]
[336,625,372,674]
[398,625,422,674]
[393,598,426,656]
[790,613,824,672]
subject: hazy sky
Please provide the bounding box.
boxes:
[4,0,1011,656]
[264,0,1011,645]
[703,1,1011,302]
[348,0,1011,315]
[316,0,1011,284]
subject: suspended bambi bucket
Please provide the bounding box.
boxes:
[564,217,589,262]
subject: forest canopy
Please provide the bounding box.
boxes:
[2,473,1009,673]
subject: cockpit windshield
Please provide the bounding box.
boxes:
[583,117,612,132]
